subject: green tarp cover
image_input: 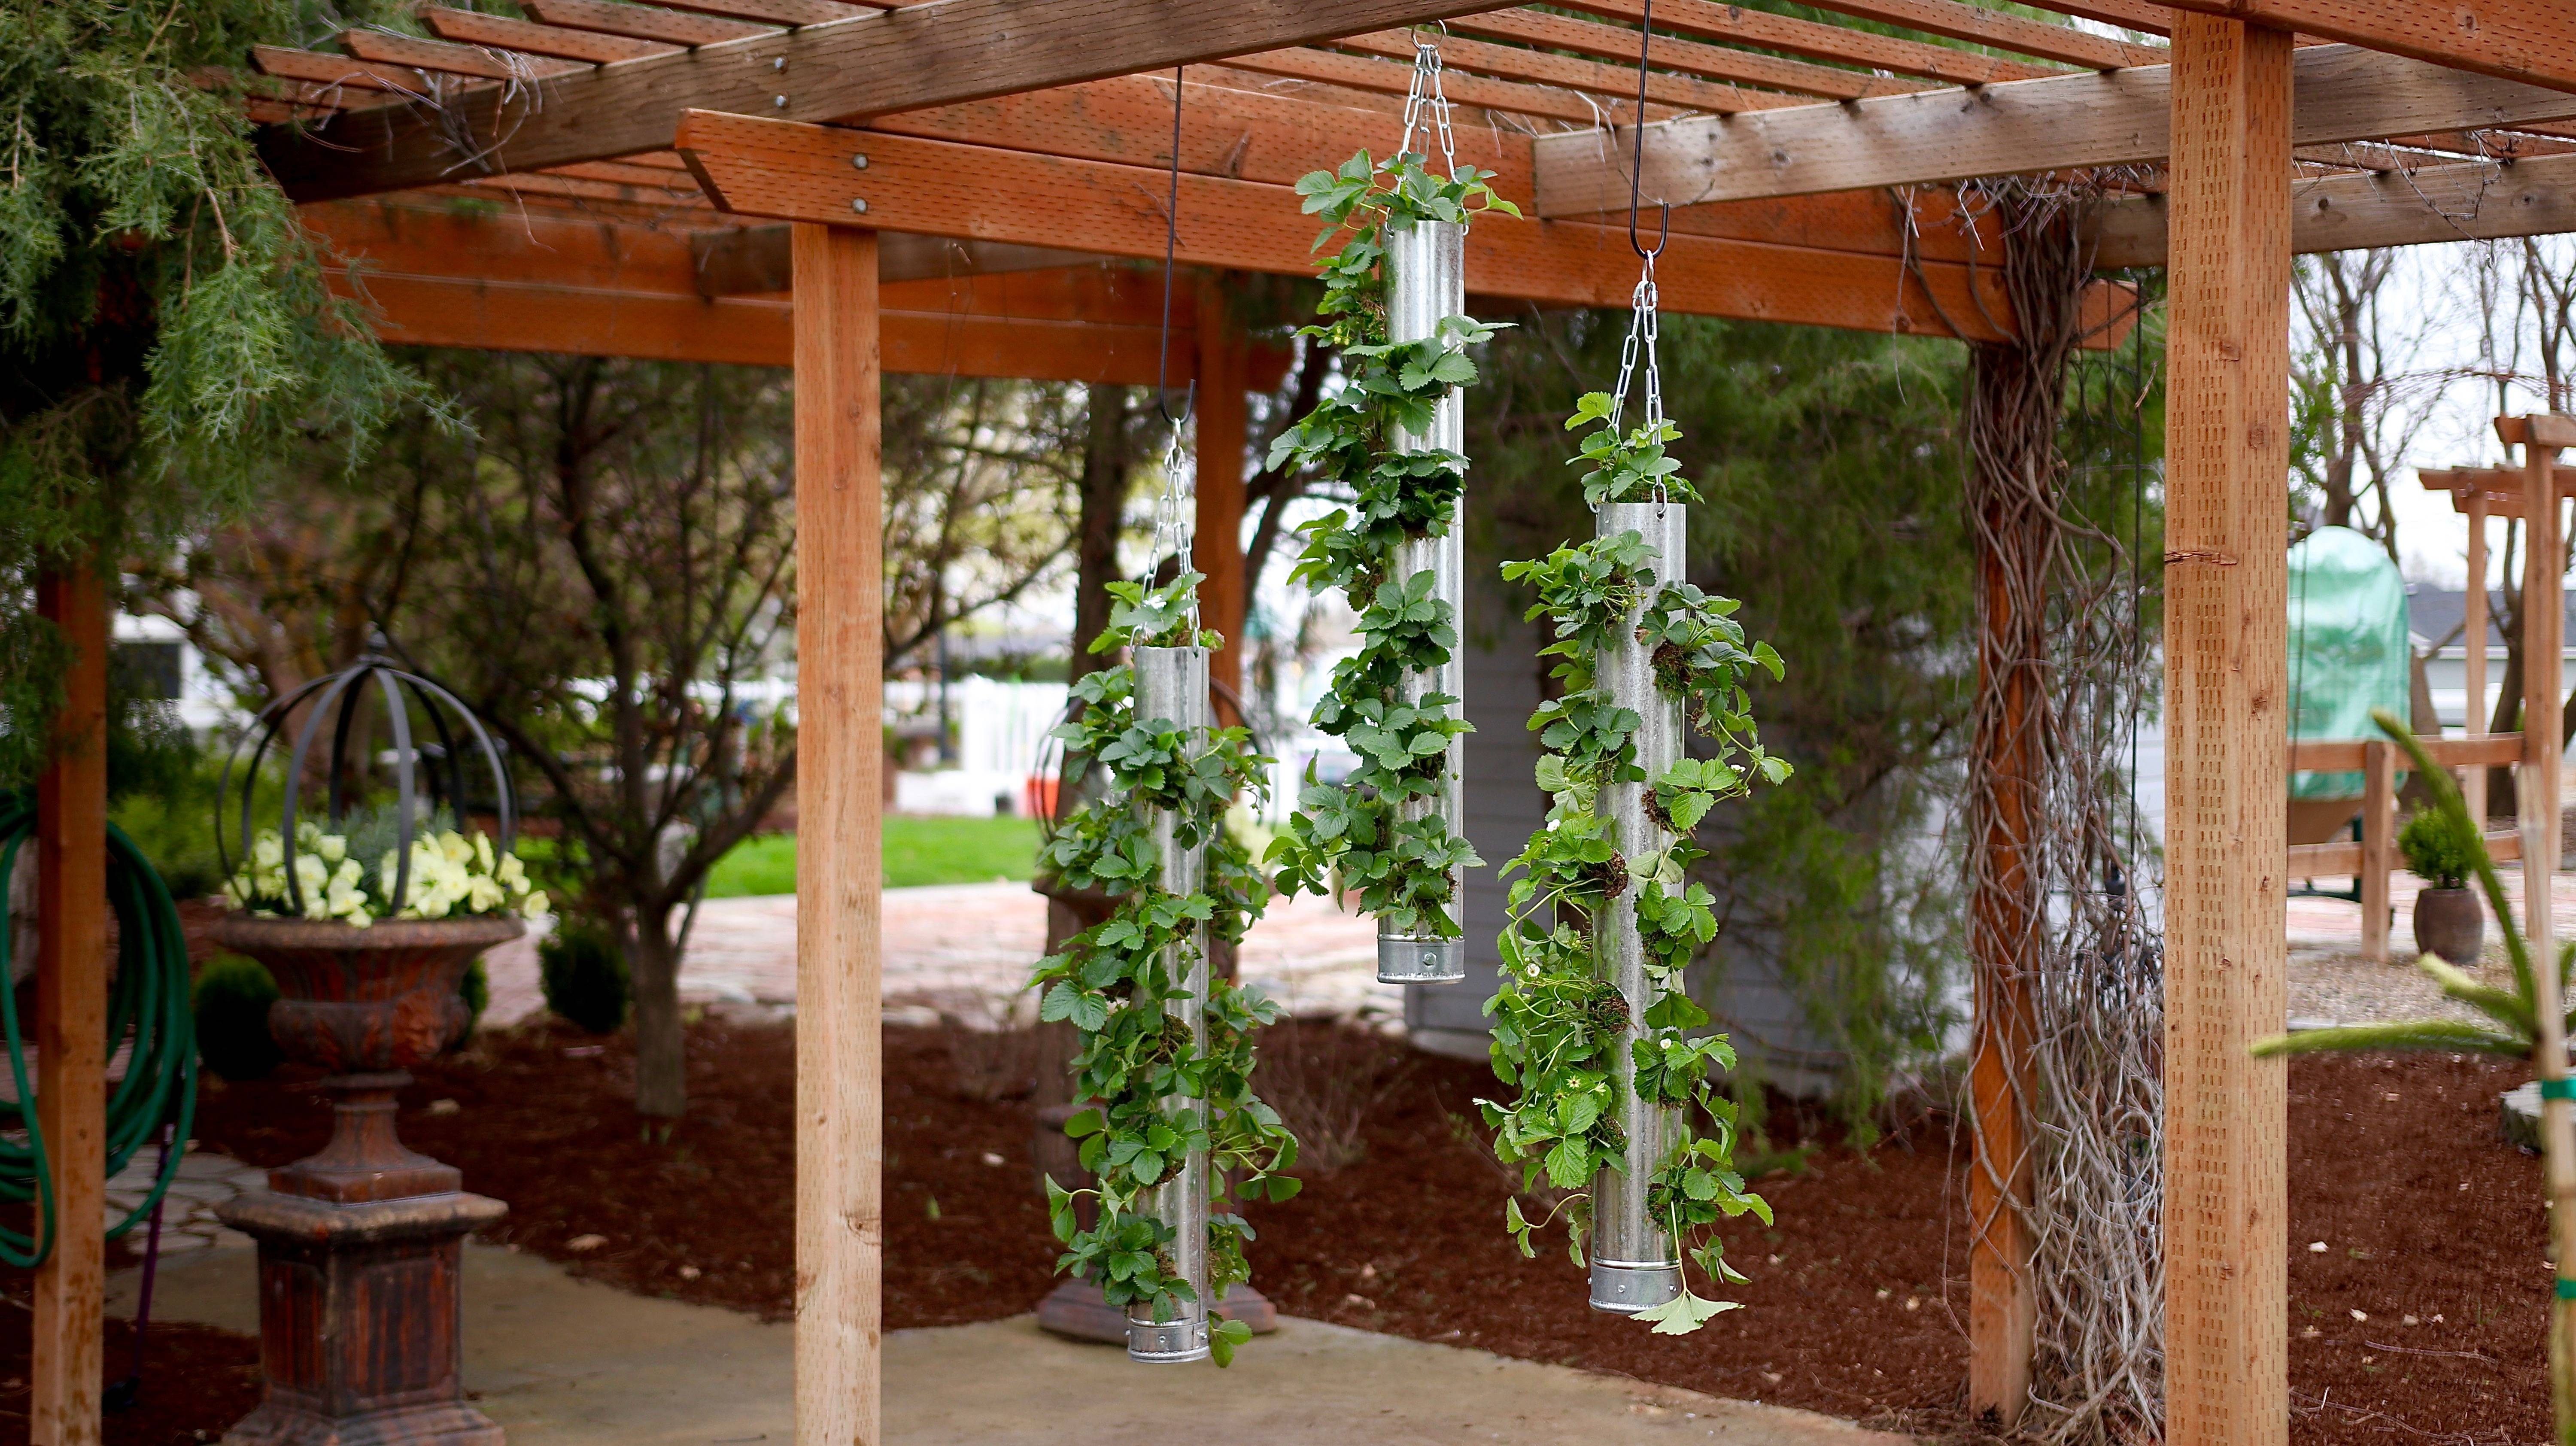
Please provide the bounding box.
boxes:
[2288,525,2411,799]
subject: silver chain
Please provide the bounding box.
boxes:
[1142,421,1200,629]
[1400,31,1459,179]
[1602,255,1668,508]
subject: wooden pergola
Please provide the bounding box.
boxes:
[25,2,2576,1443]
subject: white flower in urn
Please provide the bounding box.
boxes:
[231,804,544,929]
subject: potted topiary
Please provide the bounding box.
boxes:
[2398,804,2482,966]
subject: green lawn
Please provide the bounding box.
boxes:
[703,815,1041,896]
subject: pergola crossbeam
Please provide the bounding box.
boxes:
[1552,0,2071,86]
[2091,149,2576,264]
[1533,42,2576,212]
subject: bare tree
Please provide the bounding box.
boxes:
[2290,249,2443,558]
[881,375,1085,672]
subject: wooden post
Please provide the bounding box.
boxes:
[1191,277,1249,714]
[793,221,884,1446]
[2467,496,2491,822]
[2360,738,2393,964]
[2161,16,2292,1446]
[32,564,108,1446]
[1966,434,2038,1423]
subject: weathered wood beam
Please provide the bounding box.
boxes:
[2024,0,2174,36]
[1552,0,2070,86]
[676,108,2139,343]
[339,29,586,80]
[1448,9,1950,98]
[519,0,778,46]
[690,224,1091,294]
[1325,27,1798,112]
[419,7,674,63]
[2090,150,2576,264]
[1780,0,2166,70]
[2154,1,2576,94]
[2160,16,2290,1446]
[1218,47,1615,125]
[260,0,1529,202]
[343,270,1207,380]
[1533,42,2576,213]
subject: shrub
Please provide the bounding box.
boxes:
[539,917,631,1035]
[192,954,283,1082]
[452,958,490,1053]
[2398,807,2477,890]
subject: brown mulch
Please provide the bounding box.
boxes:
[5,1014,2551,1444]
[0,1308,261,1445]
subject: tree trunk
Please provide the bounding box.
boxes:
[628,904,689,1119]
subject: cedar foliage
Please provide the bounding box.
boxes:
[0,0,424,784]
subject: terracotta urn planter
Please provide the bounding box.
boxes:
[208,911,522,1446]
[2411,886,2484,967]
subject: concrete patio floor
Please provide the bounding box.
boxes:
[114,1243,1908,1446]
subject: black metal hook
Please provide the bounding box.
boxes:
[1154,64,1192,431]
[1625,0,1668,261]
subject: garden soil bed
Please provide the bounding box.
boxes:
[6,1018,2548,1444]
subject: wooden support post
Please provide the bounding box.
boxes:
[32,563,108,1446]
[2468,497,2491,823]
[792,221,884,1446]
[2360,738,2394,964]
[1191,278,1249,716]
[2520,431,2562,942]
[2161,16,2292,1446]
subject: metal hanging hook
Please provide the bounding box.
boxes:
[1625,0,1668,261]
[1153,64,1192,430]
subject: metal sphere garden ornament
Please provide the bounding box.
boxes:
[207,655,542,1446]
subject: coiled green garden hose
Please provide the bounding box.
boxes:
[0,792,198,1268]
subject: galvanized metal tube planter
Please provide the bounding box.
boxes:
[1590,501,1686,1315]
[1379,216,1470,986]
[1128,644,1213,1363]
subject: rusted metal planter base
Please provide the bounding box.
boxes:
[216,1189,508,1446]
[210,912,522,1445]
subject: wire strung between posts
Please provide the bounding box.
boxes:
[1400,27,1460,179]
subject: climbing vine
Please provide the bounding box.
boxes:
[1263,149,1516,940]
[1482,401,1789,1334]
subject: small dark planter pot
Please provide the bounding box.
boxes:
[2412,886,2485,966]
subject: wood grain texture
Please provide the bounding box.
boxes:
[1533,42,2576,213]
[1220,47,1619,125]
[792,221,884,1446]
[1785,0,2166,69]
[338,29,586,80]
[2023,0,2175,34]
[2359,739,2393,962]
[1556,0,2070,86]
[1447,9,1953,98]
[2157,0,2576,94]
[419,8,673,63]
[261,0,1522,201]
[2466,496,2490,820]
[676,110,2140,344]
[521,0,778,47]
[2159,18,2290,1446]
[1325,28,1792,113]
[2091,150,2576,266]
[32,565,107,1446]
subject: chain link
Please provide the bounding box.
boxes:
[1141,421,1201,630]
[1600,255,1668,509]
[1400,31,1459,180]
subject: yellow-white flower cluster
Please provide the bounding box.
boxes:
[225,821,550,927]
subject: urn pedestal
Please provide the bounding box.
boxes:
[209,913,522,1446]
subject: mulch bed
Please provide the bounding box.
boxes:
[2,1015,2549,1444]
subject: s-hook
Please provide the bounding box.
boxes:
[1626,0,1669,261]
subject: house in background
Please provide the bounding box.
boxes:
[2406,586,2576,733]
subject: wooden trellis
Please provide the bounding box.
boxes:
[27,2,2576,1443]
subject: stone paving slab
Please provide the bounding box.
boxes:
[115,1242,1910,1446]
[480,881,1390,1032]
